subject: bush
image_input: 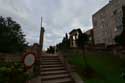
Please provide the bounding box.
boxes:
[82,66,97,79]
[0,16,28,53]
[0,62,29,83]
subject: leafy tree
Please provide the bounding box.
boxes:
[56,33,70,51]
[46,46,55,54]
[0,16,28,53]
[76,33,89,48]
[115,31,125,46]
[76,33,95,78]
[65,33,68,40]
[76,33,89,65]
[62,33,70,49]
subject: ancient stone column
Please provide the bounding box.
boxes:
[39,17,45,51]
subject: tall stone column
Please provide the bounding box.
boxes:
[39,17,45,51]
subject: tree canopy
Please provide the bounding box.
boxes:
[56,33,70,51]
[115,30,125,46]
[46,46,55,54]
[0,16,28,53]
[76,33,89,48]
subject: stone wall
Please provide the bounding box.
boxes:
[0,53,21,62]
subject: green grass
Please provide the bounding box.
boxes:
[65,51,125,83]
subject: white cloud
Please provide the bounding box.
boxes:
[0,0,109,49]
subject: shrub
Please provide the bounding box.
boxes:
[0,62,29,83]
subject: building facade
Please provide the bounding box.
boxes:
[92,0,125,46]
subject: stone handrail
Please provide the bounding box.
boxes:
[57,52,75,82]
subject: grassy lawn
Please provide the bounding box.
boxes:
[64,51,125,83]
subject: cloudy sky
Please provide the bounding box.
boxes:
[0,0,109,49]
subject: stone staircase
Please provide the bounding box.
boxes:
[40,55,75,83]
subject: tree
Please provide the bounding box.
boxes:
[76,33,89,48]
[56,33,70,51]
[62,33,70,49]
[76,33,95,78]
[46,46,55,54]
[76,33,89,65]
[0,16,28,53]
[65,33,68,40]
[115,31,125,46]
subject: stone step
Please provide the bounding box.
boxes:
[41,73,70,80]
[41,78,73,83]
[40,64,64,68]
[41,62,62,65]
[41,58,59,59]
[41,55,58,57]
[41,59,59,61]
[41,56,59,58]
[41,57,59,59]
[41,60,60,62]
[40,63,63,66]
[40,61,60,63]
[41,63,62,66]
[41,57,58,60]
[40,70,68,75]
[41,67,65,71]
[40,61,61,64]
[41,60,61,64]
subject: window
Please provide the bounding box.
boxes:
[114,28,117,32]
[113,10,117,15]
[89,37,92,41]
[102,18,105,22]
[73,36,76,40]
[100,25,103,29]
[101,13,104,16]
[116,25,123,31]
[76,32,79,39]
[122,6,125,15]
